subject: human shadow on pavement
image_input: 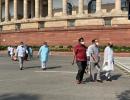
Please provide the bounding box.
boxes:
[84,72,122,82]
[0,93,41,100]
[24,66,41,69]
[24,66,62,70]
[100,72,122,81]
[117,90,130,100]
[111,74,122,80]
[46,66,62,69]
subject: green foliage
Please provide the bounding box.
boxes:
[0,46,7,50]
[59,45,63,48]
[0,45,130,52]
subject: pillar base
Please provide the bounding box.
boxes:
[111,9,122,15]
[77,13,85,17]
[95,10,103,16]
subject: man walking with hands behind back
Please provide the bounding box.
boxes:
[38,42,49,70]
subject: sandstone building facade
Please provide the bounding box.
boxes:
[0,0,130,46]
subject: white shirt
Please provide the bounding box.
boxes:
[16,45,26,57]
[10,47,14,55]
[87,44,99,62]
[86,45,91,57]
[7,47,11,51]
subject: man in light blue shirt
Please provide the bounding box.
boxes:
[38,42,49,70]
[16,42,26,70]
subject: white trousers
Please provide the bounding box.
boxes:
[41,61,47,69]
[18,57,24,68]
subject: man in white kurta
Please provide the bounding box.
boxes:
[103,42,114,81]
[38,42,49,70]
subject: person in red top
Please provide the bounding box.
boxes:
[73,37,87,84]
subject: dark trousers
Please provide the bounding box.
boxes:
[76,61,86,82]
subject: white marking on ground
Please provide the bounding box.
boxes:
[35,70,77,74]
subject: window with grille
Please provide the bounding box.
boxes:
[104,18,112,26]
[67,19,75,27]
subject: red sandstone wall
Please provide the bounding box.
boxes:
[1,26,130,46]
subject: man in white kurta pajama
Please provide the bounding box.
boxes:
[103,42,114,81]
[38,42,49,70]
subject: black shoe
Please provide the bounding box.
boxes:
[97,79,103,83]
[20,67,23,70]
[106,78,112,81]
[42,68,46,71]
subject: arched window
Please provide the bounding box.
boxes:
[88,0,96,13]
[67,2,73,15]
[121,0,128,11]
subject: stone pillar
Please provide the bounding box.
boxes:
[63,0,67,16]
[24,0,28,19]
[35,0,40,18]
[31,0,35,18]
[96,0,101,12]
[0,0,2,22]
[14,0,17,20]
[48,0,53,17]
[40,0,43,17]
[5,0,9,21]
[115,0,121,10]
[78,0,84,15]
[111,0,121,13]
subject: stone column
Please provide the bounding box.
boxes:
[5,0,9,21]
[78,0,84,15]
[63,0,67,16]
[96,0,102,12]
[40,0,43,17]
[35,0,40,18]
[14,0,17,20]
[115,0,121,10]
[0,0,2,22]
[48,0,53,17]
[31,0,35,18]
[24,0,28,19]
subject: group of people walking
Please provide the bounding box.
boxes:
[7,39,114,84]
[7,42,33,70]
[73,37,114,84]
[12,42,49,70]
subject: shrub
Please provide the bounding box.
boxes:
[59,45,63,48]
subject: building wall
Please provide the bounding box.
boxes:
[1,26,130,46]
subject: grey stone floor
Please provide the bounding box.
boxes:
[0,55,130,100]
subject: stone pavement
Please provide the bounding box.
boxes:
[115,57,130,73]
[0,55,130,100]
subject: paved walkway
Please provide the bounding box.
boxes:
[115,57,130,73]
[0,55,130,100]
